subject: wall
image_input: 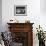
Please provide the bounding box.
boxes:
[40,0,46,13]
[0,0,2,32]
[40,0,46,31]
[2,0,40,46]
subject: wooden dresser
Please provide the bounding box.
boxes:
[7,23,34,46]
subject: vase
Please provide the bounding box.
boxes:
[39,40,45,46]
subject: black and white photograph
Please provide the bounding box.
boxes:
[16,7,25,14]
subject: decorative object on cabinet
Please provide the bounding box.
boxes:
[8,19,19,23]
[25,20,30,23]
[7,23,34,46]
[14,5,27,16]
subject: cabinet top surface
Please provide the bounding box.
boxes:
[7,23,34,25]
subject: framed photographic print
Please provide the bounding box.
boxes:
[14,5,27,16]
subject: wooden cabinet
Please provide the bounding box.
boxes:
[7,23,34,46]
